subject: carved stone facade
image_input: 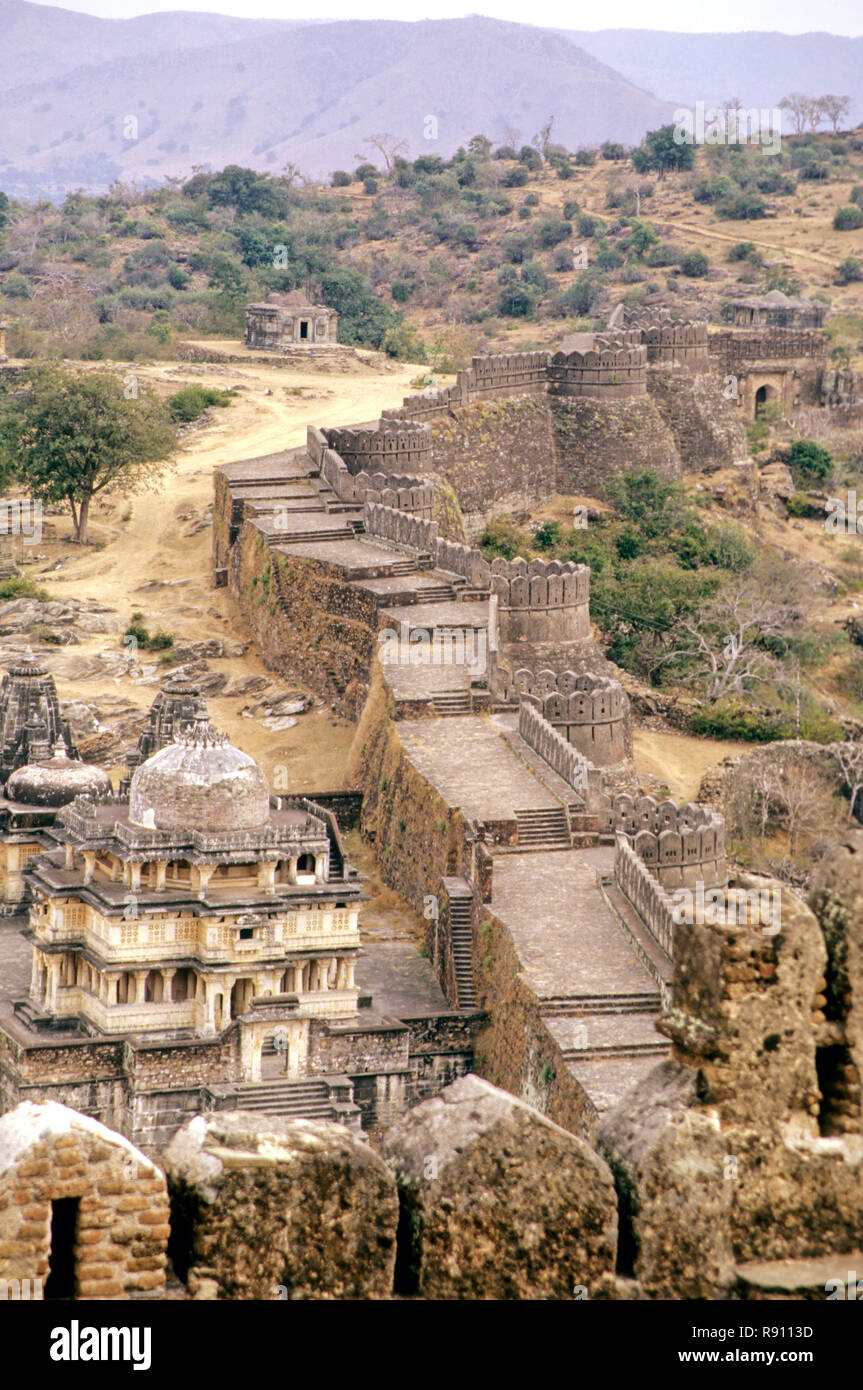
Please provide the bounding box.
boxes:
[245,292,338,350]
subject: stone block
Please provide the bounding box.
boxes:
[384,1075,616,1300]
[163,1112,398,1300]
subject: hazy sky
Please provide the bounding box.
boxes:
[28,0,863,34]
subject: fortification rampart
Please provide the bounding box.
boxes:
[321,419,432,473]
[384,352,551,422]
[502,668,628,766]
[517,700,602,804]
[548,345,648,400]
[614,835,677,958]
[611,794,727,890]
[708,330,829,366]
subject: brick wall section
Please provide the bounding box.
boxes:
[0,1101,167,1299]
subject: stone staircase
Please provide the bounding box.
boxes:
[541,991,661,1018]
[444,878,476,1008]
[515,806,571,850]
[210,1075,362,1129]
[432,691,472,716]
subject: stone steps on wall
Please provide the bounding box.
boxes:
[432,692,472,716]
[212,1077,362,1127]
[515,807,571,848]
[444,877,476,1009]
[560,1040,668,1062]
[599,876,674,992]
[540,992,661,1017]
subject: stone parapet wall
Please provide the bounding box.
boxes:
[614,834,677,958]
[500,667,628,766]
[709,330,829,366]
[548,345,647,400]
[384,352,551,422]
[518,699,601,803]
[611,793,726,890]
[322,420,431,473]
[320,446,434,517]
[620,308,710,368]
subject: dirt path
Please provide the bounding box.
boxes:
[632,728,751,800]
[21,353,420,790]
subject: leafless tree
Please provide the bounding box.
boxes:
[779,93,814,136]
[532,117,555,160]
[830,741,863,823]
[363,134,409,175]
[817,95,851,133]
[660,581,795,700]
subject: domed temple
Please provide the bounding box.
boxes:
[0,683,475,1152]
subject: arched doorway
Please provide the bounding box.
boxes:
[753,382,778,419]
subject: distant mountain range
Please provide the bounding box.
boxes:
[0,5,858,200]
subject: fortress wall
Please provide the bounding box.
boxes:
[322,420,432,474]
[548,346,648,400]
[611,793,727,891]
[517,700,602,803]
[513,669,629,766]
[230,523,379,717]
[708,330,829,366]
[647,369,748,471]
[550,394,681,497]
[347,671,597,1141]
[615,835,677,959]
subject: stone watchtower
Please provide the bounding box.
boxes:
[245,292,338,350]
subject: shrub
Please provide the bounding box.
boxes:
[363,178,379,195]
[717,193,767,219]
[575,148,596,166]
[354,163,377,181]
[501,165,529,188]
[563,200,580,221]
[498,283,535,317]
[554,271,603,316]
[789,437,833,484]
[601,142,626,160]
[331,170,352,187]
[728,241,762,264]
[577,214,604,239]
[3,273,31,299]
[533,520,561,549]
[124,621,174,652]
[838,257,863,284]
[680,249,709,277]
[850,185,863,208]
[391,280,413,303]
[536,218,572,249]
[167,385,232,422]
[690,698,784,742]
[0,576,49,601]
[834,205,863,231]
[786,492,811,517]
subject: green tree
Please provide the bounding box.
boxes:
[632,125,695,178]
[0,365,176,544]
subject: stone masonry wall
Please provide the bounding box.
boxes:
[0,1101,168,1299]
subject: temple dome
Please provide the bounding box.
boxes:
[6,743,112,807]
[128,720,270,833]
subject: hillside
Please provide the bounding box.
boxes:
[0,12,673,198]
[566,29,863,123]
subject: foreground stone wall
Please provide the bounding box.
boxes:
[518,670,629,767]
[0,1102,167,1299]
[600,862,863,1298]
[164,1112,398,1300]
[385,1075,616,1298]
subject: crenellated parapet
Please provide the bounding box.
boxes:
[321,419,432,474]
[548,344,647,400]
[708,330,828,367]
[619,307,710,368]
[384,352,551,422]
[501,668,627,766]
[518,699,602,805]
[609,793,726,890]
[489,556,590,644]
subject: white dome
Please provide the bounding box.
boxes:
[128,721,270,833]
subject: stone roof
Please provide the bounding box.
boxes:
[6,742,112,808]
[128,719,271,834]
[246,291,335,314]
